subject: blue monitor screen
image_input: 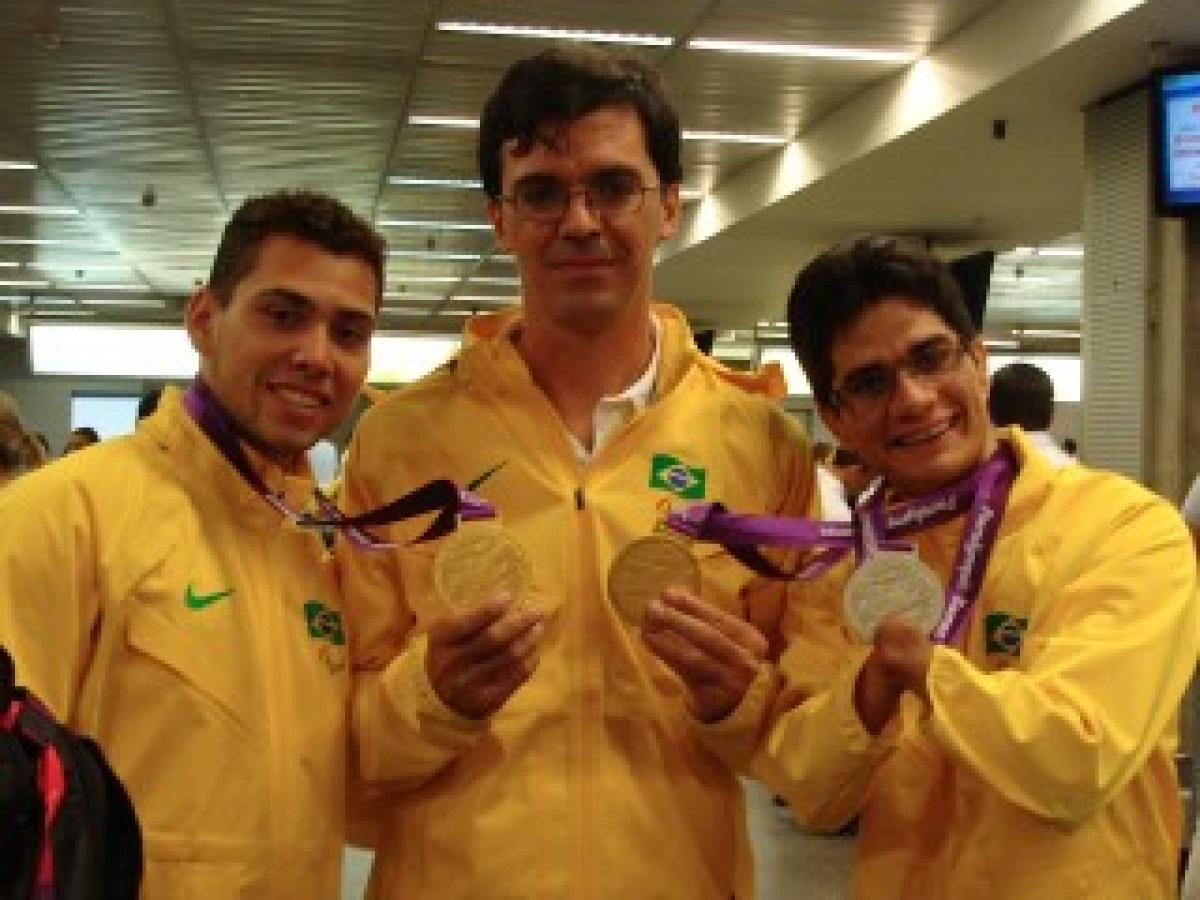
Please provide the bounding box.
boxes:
[1154,67,1200,215]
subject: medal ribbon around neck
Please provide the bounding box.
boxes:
[182,382,495,551]
[665,446,1016,644]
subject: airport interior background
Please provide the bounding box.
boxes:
[2,0,1200,896]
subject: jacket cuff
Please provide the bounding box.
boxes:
[380,634,488,750]
[692,663,779,768]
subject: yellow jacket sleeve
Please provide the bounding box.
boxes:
[0,466,104,722]
[338,428,487,788]
[925,498,1198,824]
[748,573,895,831]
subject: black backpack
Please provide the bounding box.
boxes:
[0,646,142,899]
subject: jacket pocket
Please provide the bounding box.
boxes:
[125,607,254,737]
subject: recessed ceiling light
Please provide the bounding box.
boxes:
[0,161,37,171]
[0,205,78,216]
[1010,328,1081,339]
[0,261,18,268]
[688,38,913,63]
[437,21,672,47]
[0,279,49,288]
[66,283,152,292]
[377,218,492,231]
[0,238,113,250]
[388,176,484,189]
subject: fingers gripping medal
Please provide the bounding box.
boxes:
[843,550,944,642]
[433,521,532,612]
[608,531,702,627]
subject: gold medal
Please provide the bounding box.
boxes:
[433,521,532,611]
[608,533,701,626]
[843,550,944,641]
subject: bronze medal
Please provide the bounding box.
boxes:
[608,533,701,626]
[433,521,532,611]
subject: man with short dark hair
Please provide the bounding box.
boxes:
[752,235,1197,898]
[339,46,813,898]
[988,360,1072,465]
[0,190,385,898]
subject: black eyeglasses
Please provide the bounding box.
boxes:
[831,337,968,415]
[502,170,660,222]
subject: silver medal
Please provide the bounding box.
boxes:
[843,550,944,641]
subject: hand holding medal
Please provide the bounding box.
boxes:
[608,531,701,626]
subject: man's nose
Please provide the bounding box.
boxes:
[558,188,602,236]
[293,324,334,371]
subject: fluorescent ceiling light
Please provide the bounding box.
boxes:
[680,188,705,200]
[688,37,912,63]
[0,238,117,251]
[70,296,164,307]
[470,276,521,286]
[390,276,465,284]
[408,116,789,144]
[0,279,49,288]
[31,263,133,273]
[65,283,151,292]
[455,295,519,305]
[0,261,18,268]
[682,129,788,145]
[388,176,483,189]
[436,21,672,47]
[0,205,78,216]
[408,116,480,129]
[33,296,77,306]
[983,338,1020,349]
[1011,246,1084,258]
[1011,328,1081,339]
[378,218,491,231]
[383,291,442,301]
[0,161,37,171]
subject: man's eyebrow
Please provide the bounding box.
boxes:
[255,287,313,308]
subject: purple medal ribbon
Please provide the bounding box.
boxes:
[666,446,1017,644]
[182,382,494,551]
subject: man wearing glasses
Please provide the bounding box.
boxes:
[338,46,813,898]
[750,236,1197,898]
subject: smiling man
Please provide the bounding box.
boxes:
[0,191,384,898]
[752,235,1199,898]
[338,46,813,899]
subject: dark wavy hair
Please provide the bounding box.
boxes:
[479,45,682,199]
[787,235,976,406]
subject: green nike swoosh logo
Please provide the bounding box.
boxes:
[184,584,235,610]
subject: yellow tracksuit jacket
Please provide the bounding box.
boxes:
[753,427,1199,899]
[338,304,814,899]
[0,387,349,898]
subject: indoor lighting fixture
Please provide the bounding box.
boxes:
[390,276,465,284]
[0,261,17,268]
[408,115,480,129]
[0,279,49,288]
[378,218,492,231]
[688,37,912,63]
[436,21,672,47]
[1011,328,1081,339]
[389,250,484,261]
[0,161,37,171]
[0,238,116,251]
[1011,246,1084,258]
[470,276,521,286]
[67,283,152,292]
[407,116,788,144]
[388,176,484,189]
[682,130,789,145]
[983,338,1020,349]
[0,205,78,216]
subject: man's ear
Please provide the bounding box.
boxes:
[184,287,217,357]
[658,182,681,241]
[818,399,853,450]
[487,196,512,251]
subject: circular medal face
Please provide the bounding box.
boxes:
[843,551,944,641]
[433,522,532,611]
[608,534,701,626]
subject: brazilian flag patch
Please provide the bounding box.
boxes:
[984,612,1027,657]
[648,453,706,499]
[304,601,346,646]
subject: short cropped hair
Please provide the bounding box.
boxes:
[71,426,100,445]
[988,362,1054,430]
[479,45,682,199]
[206,191,386,306]
[787,235,976,406]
